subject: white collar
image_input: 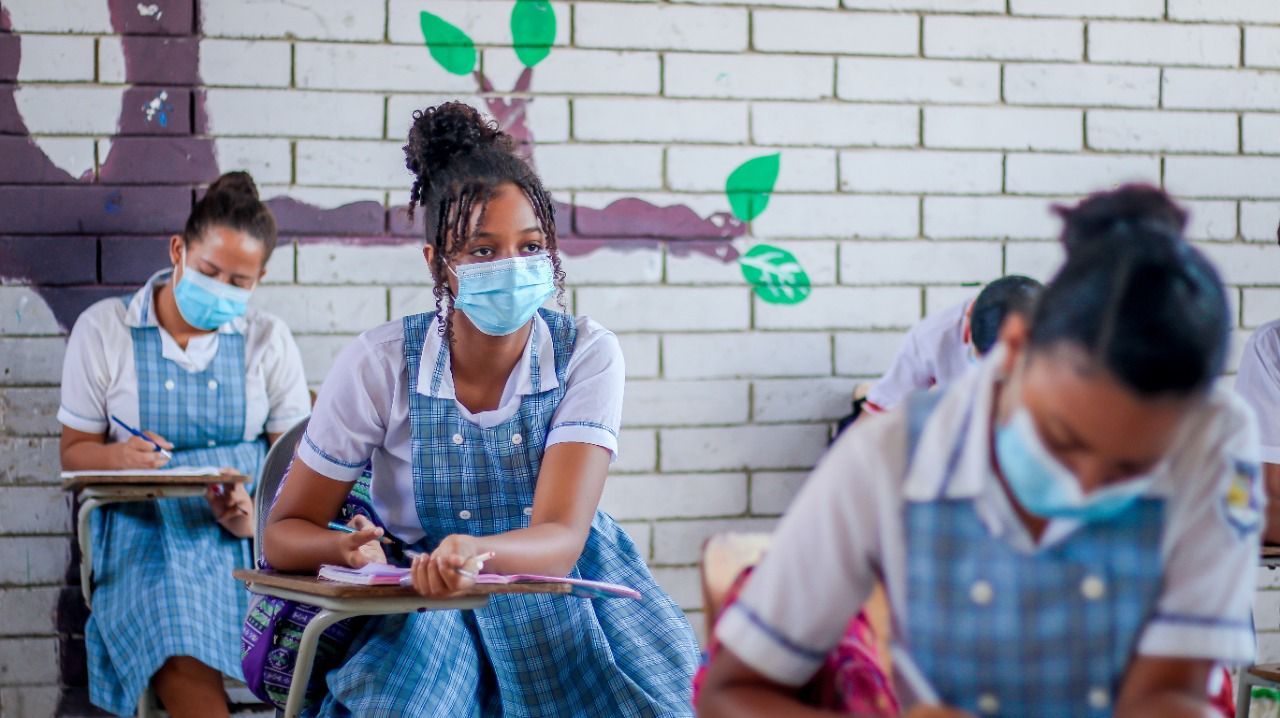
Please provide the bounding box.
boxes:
[414,311,559,402]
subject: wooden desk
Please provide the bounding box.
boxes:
[234,568,574,718]
[66,473,250,607]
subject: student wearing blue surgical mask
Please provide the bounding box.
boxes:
[58,171,310,717]
[263,102,698,716]
[699,186,1262,718]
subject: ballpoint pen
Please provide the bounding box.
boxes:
[327,521,394,545]
[110,414,173,459]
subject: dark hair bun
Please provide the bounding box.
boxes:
[1054,183,1187,254]
[405,102,511,181]
[205,170,260,202]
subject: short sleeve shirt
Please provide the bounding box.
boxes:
[297,311,625,543]
[866,298,973,412]
[1236,319,1280,464]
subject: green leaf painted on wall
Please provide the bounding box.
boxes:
[420,11,477,75]
[739,244,811,305]
[725,153,781,223]
[511,0,557,68]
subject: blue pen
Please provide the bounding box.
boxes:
[110,414,173,459]
[327,521,394,545]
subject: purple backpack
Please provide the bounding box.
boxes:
[240,465,387,710]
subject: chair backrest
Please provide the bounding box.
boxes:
[254,417,309,565]
[699,532,772,631]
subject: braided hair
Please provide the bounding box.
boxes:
[404,102,565,340]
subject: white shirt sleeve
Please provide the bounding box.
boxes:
[295,329,397,482]
[57,303,114,434]
[1137,396,1261,665]
[866,330,933,412]
[545,319,625,459]
[1236,324,1280,464]
[714,411,906,685]
[259,318,312,434]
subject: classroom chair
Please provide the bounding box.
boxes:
[1237,664,1280,716]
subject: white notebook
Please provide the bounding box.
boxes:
[317,562,642,599]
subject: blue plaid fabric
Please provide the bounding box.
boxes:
[905,489,1165,716]
[86,319,266,715]
[314,310,699,718]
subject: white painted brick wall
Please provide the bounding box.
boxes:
[837,57,999,103]
[15,2,1280,697]
[924,16,1082,61]
[576,3,748,51]
[753,10,917,56]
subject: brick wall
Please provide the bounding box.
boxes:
[2,0,1279,714]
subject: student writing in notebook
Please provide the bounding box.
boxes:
[58,172,311,717]
[698,186,1262,718]
[263,102,699,717]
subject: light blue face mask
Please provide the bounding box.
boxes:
[173,250,253,331]
[450,254,555,337]
[995,408,1153,523]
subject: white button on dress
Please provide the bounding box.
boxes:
[164,379,175,391]
[512,433,523,445]
[1088,687,1110,709]
[977,693,1000,715]
[452,433,464,445]
[458,509,472,520]
[206,439,216,447]
[1081,575,1106,601]
[207,379,218,391]
[969,580,994,606]
[522,507,533,517]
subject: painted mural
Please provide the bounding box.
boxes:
[1,0,810,336]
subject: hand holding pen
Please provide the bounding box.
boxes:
[109,415,173,469]
[406,534,495,598]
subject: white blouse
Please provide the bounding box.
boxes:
[297,311,625,543]
[58,269,312,444]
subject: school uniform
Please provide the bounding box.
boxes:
[718,348,1262,717]
[865,298,974,413]
[297,308,699,717]
[1236,319,1280,465]
[58,268,310,716]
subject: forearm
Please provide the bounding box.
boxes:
[698,683,845,718]
[1116,691,1217,718]
[263,517,348,572]
[60,440,120,471]
[468,522,589,577]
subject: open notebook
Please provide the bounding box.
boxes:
[60,467,224,478]
[318,563,641,600]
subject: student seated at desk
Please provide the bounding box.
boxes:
[263,102,699,717]
[864,275,1043,415]
[698,186,1262,718]
[1235,318,1280,544]
[58,172,311,717]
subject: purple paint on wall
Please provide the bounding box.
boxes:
[0,185,191,234]
[0,236,98,285]
[267,197,388,237]
[118,87,192,135]
[100,236,174,283]
[0,137,91,183]
[100,137,218,184]
[572,199,744,241]
[116,36,200,85]
[108,0,195,36]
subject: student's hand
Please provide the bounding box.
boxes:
[111,433,173,470]
[336,521,386,569]
[904,706,977,718]
[345,515,386,565]
[408,534,491,598]
[207,482,253,538]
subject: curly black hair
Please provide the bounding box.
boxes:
[404,102,565,340]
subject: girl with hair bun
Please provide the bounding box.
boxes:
[264,102,699,716]
[700,185,1263,718]
[59,171,311,716]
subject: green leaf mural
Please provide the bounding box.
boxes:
[420,10,477,75]
[739,244,811,305]
[725,153,781,223]
[511,0,557,68]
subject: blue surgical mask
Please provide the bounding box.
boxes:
[995,408,1153,522]
[173,250,252,331]
[450,255,555,337]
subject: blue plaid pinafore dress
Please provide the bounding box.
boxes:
[86,295,266,715]
[902,393,1165,718]
[313,309,699,717]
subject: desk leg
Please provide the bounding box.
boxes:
[284,608,352,718]
[77,498,105,609]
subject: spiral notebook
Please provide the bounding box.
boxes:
[317,563,641,600]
